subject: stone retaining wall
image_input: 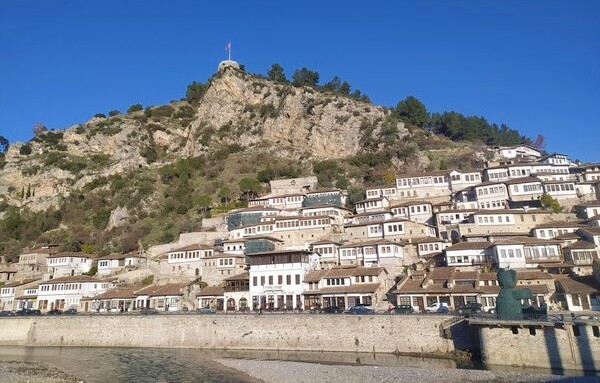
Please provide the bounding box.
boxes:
[0,315,465,355]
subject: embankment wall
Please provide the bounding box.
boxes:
[479,324,600,371]
[0,315,468,355]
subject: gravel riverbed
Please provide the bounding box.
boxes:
[0,360,82,383]
[217,359,600,383]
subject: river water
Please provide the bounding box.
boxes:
[0,346,595,382]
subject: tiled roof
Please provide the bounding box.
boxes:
[563,241,597,250]
[2,278,41,288]
[134,283,186,297]
[389,200,434,208]
[556,276,600,295]
[40,275,105,284]
[533,221,587,229]
[47,252,94,259]
[167,243,214,253]
[494,236,562,246]
[304,266,386,283]
[92,285,141,300]
[224,272,249,281]
[310,239,343,246]
[195,286,225,297]
[445,241,492,251]
[304,283,382,295]
[503,176,542,185]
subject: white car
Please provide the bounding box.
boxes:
[425,302,449,313]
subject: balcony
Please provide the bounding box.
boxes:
[263,285,283,293]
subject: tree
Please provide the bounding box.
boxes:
[267,63,287,83]
[94,113,106,118]
[186,81,208,104]
[108,110,120,117]
[33,122,47,136]
[339,81,351,96]
[395,96,429,127]
[238,177,262,200]
[0,135,9,153]
[127,103,143,113]
[19,144,32,155]
[217,186,234,205]
[291,67,320,87]
[531,134,546,150]
[323,76,342,93]
[540,193,561,213]
[194,194,212,215]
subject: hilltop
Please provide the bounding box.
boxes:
[0,61,528,259]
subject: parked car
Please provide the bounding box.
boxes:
[391,305,415,314]
[64,308,78,315]
[425,302,449,314]
[139,308,160,315]
[317,306,343,314]
[455,302,483,316]
[347,304,375,315]
[0,310,15,317]
[197,307,216,314]
[16,308,41,316]
[47,309,63,315]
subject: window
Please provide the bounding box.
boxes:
[295,275,300,285]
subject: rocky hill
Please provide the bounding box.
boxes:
[0,62,485,259]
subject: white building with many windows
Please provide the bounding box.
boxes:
[46,252,94,278]
[37,275,115,312]
[247,250,320,311]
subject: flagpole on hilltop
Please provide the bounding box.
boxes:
[229,42,231,61]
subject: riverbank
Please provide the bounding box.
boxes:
[217,359,599,383]
[0,360,82,383]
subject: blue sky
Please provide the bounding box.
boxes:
[1,0,598,161]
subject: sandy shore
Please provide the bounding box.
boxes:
[217,359,599,383]
[0,360,82,383]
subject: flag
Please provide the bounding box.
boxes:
[225,42,231,51]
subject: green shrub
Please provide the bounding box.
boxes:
[127,103,143,113]
[108,110,120,117]
[94,113,106,118]
[19,144,32,155]
[186,81,208,104]
[141,275,154,286]
[174,105,195,119]
[141,146,158,163]
[152,105,175,118]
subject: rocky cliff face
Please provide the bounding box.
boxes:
[185,68,401,159]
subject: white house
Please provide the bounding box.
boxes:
[354,197,390,213]
[247,250,320,311]
[444,241,492,268]
[248,193,305,209]
[390,200,434,224]
[310,240,342,266]
[223,272,250,312]
[473,182,509,210]
[1,279,41,311]
[303,265,390,310]
[46,252,94,278]
[542,181,577,200]
[505,176,544,202]
[554,275,600,312]
[37,275,115,312]
[97,253,141,276]
[163,243,214,278]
